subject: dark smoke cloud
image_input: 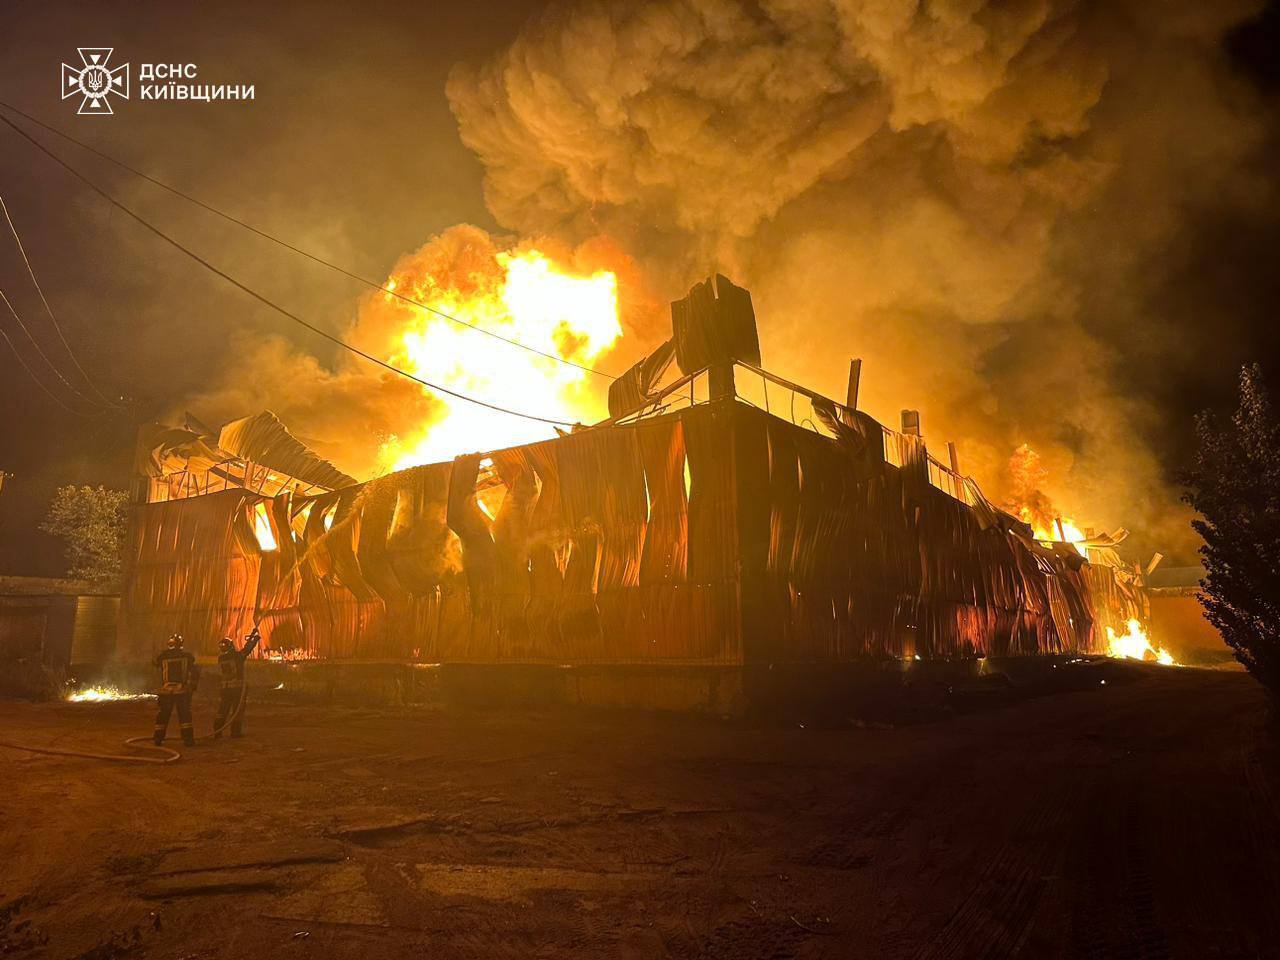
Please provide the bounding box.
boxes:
[176,331,444,480]
[446,0,1278,559]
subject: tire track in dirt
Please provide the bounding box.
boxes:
[336,802,743,955]
[1068,771,1172,960]
[912,784,1080,960]
[1237,728,1280,956]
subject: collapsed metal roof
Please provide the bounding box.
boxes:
[135,410,355,502]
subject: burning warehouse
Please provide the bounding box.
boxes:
[118,275,1157,711]
[6,0,1280,952]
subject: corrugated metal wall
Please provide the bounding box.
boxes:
[119,401,1111,666]
[121,403,742,665]
[71,596,122,663]
[118,491,261,659]
[733,405,1101,661]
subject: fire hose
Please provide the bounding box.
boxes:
[0,738,181,765]
[1,501,344,765]
[0,629,257,765]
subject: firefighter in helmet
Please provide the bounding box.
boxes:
[214,626,261,738]
[153,634,200,746]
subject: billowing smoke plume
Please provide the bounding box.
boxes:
[446,0,1273,558]
[177,330,443,480]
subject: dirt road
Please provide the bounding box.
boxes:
[1,664,1277,959]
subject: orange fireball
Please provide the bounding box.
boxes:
[372,244,622,469]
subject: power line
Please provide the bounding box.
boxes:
[0,269,103,409]
[0,288,103,417]
[0,113,581,429]
[0,100,621,381]
[0,193,123,408]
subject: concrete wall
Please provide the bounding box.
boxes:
[234,661,745,715]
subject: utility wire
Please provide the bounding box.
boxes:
[0,289,102,417]
[0,284,101,409]
[0,100,620,381]
[0,238,104,407]
[0,193,123,408]
[0,113,580,428]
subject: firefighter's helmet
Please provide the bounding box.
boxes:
[219,637,235,653]
[167,634,184,649]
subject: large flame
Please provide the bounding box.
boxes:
[1106,619,1175,666]
[1006,445,1091,557]
[1017,508,1090,558]
[376,248,622,469]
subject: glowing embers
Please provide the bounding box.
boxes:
[261,647,318,662]
[253,501,278,551]
[1106,618,1176,666]
[67,687,155,702]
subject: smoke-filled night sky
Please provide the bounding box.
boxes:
[1,0,1278,576]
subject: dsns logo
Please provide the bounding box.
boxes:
[61,48,129,115]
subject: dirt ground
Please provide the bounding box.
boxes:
[1,663,1278,960]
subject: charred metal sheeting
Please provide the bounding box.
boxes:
[216,412,357,490]
[732,404,1097,661]
[134,423,227,479]
[671,275,761,375]
[135,411,356,505]
[607,339,676,419]
[121,492,261,650]
[119,401,1118,667]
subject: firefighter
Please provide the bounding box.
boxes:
[214,626,261,739]
[153,634,200,746]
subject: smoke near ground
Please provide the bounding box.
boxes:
[446,0,1277,559]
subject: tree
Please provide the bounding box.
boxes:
[1184,364,1280,698]
[38,485,130,586]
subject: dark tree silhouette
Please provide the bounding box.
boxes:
[1184,364,1280,697]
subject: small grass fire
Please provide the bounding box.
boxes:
[66,687,155,703]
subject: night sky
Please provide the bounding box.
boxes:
[0,0,540,575]
[1,0,1278,577]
